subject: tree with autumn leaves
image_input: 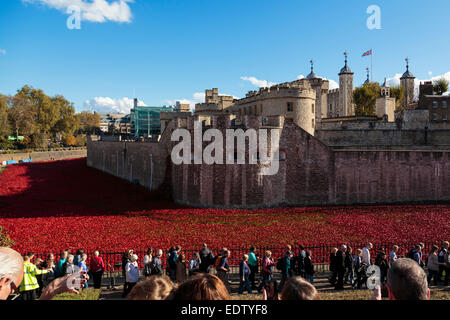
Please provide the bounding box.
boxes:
[353,82,405,116]
[0,85,100,149]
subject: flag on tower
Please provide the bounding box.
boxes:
[362,49,372,57]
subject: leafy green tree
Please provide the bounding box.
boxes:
[76,111,100,134]
[0,94,11,138]
[433,77,449,96]
[75,134,87,147]
[390,85,405,110]
[8,94,37,138]
[353,82,381,116]
[16,85,59,147]
[52,95,79,139]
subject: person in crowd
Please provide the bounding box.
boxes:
[151,249,163,276]
[73,249,84,266]
[445,246,450,286]
[0,247,24,300]
[353,248,365,289]
[143,249,154,279]
[277,276,319,300]
[34,258,44,297]
[344,246,353,285]
[279,245,293,292]
[375,251,390,284]
[199,243,213,274]
[127,275,175,300]
[248,246,258,290]
[41,253,56,287]
[19,252,48,300]
[427,245,442,286]
[122,249,133,279]
[329,247,338,286]
[170,273,230,300]
[362,243,373,266]
[238,254,251,295]
[55,250,68,278]
[418,243,425,268]
[176,253,188,283]
[258,250,275,293]
[295,245,306,277]
[408,244,422,266]
[78,253,89,289]
[167,246,180,282]
[90,250,105,289]
[437,241,449,283]
[390,245,399,266]
[216,249,231,292]
[372,258,430,300]
[261,279,278,300]
[63,254,77,275]
[303,250,315,284]
[188,252,201,276]
[143,247,154,265]
[335,245,346,290]
[0,247,86,301]
[123,254,139,298]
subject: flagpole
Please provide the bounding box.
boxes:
[371,48,373,82]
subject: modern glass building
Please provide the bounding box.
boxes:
[130,105,175,137]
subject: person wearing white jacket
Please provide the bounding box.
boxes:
[362,243,373,266]
[123,254,139,298]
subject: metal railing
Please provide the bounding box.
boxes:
[30,240,440,284]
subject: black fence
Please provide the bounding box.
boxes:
[31,240,439,280]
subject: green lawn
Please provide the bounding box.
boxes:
[52,288,101,300]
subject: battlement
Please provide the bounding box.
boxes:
[237,86,316,104]
[328,88,339,94]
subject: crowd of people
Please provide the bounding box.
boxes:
[0,240,449,301]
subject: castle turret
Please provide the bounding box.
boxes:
[338,52,354,116]
[381,78,390,97]
[400,58,416,109]
[363,68,370,85]
[306,59,319,79]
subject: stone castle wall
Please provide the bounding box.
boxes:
[87,116,450,208]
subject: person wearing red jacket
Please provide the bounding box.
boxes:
[257,250,275,294]
[89,251,105,289]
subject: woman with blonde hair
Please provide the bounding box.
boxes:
[278,276,319,300]
[128,275,175,300]
[170,273,230,300]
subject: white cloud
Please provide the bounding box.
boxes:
[324,78,339,90]
[23,0,134,23]
[240,76,275,88]
[84,97,144,114]
[0,49,6,55]
[297,75,305,80]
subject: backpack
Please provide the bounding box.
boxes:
[150,258,162,275]
[407,249,416,260]
[214,255,223,269]
[276,258,285,271]
[143,262,152,277]
[297,254,305,273]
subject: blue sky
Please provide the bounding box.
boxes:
[0,0,449,113]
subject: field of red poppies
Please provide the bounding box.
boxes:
[0,158,449,254]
